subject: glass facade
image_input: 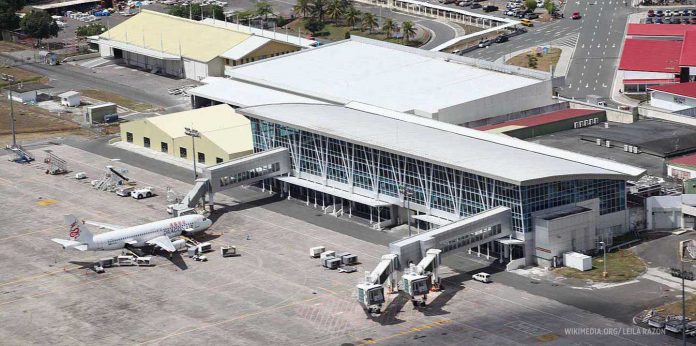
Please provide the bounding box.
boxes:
[250,118,626,233]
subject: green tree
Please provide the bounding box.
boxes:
[381,18,395,38]
[524,0,537,11]
[311,0,328,22]
[0,0,26,32]
[326,0,344,23]
[255,1,274,21]
[543,0,556,14]
[361,12,377,33]
[168,4,224,20]
[527,54,538,69]
[76,23,106,37]
[293,0,311,18]
[20,10,59,44]
[401,20,416,44]
[304,17,325,33]
[344,6,361,29]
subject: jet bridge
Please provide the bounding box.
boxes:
[170,148,291,215]
[357,207,513,310]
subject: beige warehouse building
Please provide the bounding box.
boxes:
[98,10,312,80]
[120,104,253,166]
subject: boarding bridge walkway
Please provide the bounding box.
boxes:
[170,148,291,215]
[389,206,512,269]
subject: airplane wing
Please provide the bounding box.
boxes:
[51,239,87,251]
[146,235,176,252]
[84,221,126,231]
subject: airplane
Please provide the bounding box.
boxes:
[51,214,212,253]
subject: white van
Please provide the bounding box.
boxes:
[472,272,491,283]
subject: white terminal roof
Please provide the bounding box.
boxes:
[220,36,271,60]
[225,37,547,115]
[191,77,326,108]
[238,103,645,185]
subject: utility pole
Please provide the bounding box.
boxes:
[2,74,17,147]
[184,127,200,182]
[679,239,696,346]
[599,241,607,278]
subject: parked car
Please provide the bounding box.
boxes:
[656,10,664,17]
[495,35,508,43]
[682,18,690,24]
[471,3,482,8]
[665,9,673,16]
[655,17,663,24]
[525,12,539,19]
[647,9,655,17]
[691,17,696,24]
[478,39,492,47]
[505,10,516,15]
[645,17,653,23]
[520,18,533,26]
[472,272,491,283]
[691,9,696,16]
[572,11,581,19]
[664,17,672,24]
[483,5,499,12]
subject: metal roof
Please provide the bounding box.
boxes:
[100,10,250,62]
[220,36,271,60]
[33,0,99,10]
[142,104,252,154]
[190,77,326,108]
[650,82,696,99]
[619,39,682,73]
[476,108,602,131]
[225,37,547,115]
[238,103,645,185]
[201,18,317,48]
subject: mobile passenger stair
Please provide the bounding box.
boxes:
[44,150,68,175]
[5,144,34,163]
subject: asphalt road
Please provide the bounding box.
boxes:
[464,1,636,100]
[256,0,458,49]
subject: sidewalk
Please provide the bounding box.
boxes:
[495,45,575,77]
[609,12,643,107]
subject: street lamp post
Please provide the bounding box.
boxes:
[399,186,413,237]
[599,241,607,278]
[184,127,200,182]
[2,74,17,147]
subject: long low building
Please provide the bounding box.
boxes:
[120,104,253,166]
[189,36,555,127]
[230,102,644,267]
[98,10,311,80]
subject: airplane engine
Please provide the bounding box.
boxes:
[172,239,188,251]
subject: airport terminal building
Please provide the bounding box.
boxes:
[235,103,645,267]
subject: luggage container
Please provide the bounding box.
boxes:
[221,246,238,257]
[342,254,358,265]
[99,257,115,267]
[136,256,154,266]
[197,242,213,253]
[309,246,325,258]
[325,257,342,270]
[320,251,336,259]
[116,255,135,266]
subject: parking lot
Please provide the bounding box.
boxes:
[642,8,696,24]
[0,144,674,345]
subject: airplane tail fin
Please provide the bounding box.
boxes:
[64,214,94,244]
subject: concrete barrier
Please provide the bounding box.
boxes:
[557,96,637,123]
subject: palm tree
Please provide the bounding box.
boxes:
[382,18,395,38]
[293,0,311,18]
[361,12,377,33]
[402,21,416,44]
[311,0,328,22]
[345,6,361,29]
[327,0,344,24]
[255,1,274,22]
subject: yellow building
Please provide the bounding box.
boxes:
[120,104,253,166]
[97,10,306,80]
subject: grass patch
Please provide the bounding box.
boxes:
[0,99,82,143]
[659,295,696,320]
[0,67,48,87]
[286,19,423,46]
[505,48,562,72]
[80,89,154,112]
[0,41,28,53]
[553,249,646,283]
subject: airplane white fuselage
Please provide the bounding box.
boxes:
[87,214,211,251]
